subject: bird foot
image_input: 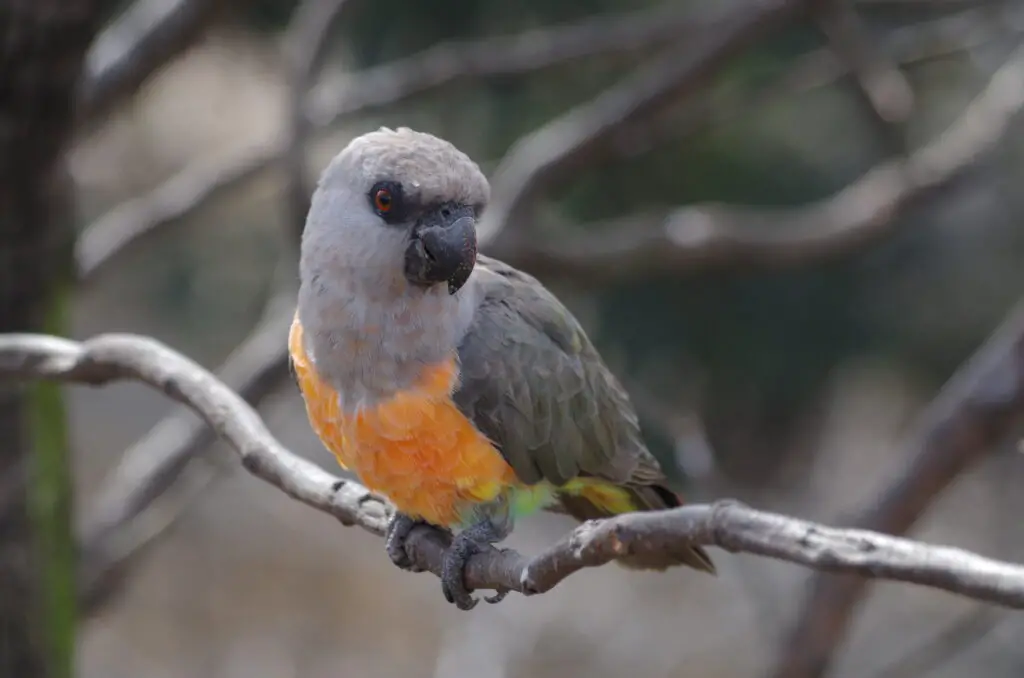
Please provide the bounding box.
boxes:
[440,522,506,611]
[385,512,428,572]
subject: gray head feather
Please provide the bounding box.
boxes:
[296,127,490,409]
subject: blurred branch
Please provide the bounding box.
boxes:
[871,606,1004,678]
[306,1,711,128]
[476,0,811,246]
[770,297,1024,678]
[815,0,914,151]
[77,290,294,614]
[283,0,351,238]
[77,0,1006,285]
[494,39,1024,280]
[4,334,1024,610]
[71,1,748,281]
[80,0,223,123]
[75,142,274,283]
[74,0,1017,287]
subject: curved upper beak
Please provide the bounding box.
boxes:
[404,204,478,294]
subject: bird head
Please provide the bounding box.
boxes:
[301,126,489,296]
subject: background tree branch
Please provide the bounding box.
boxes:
[475,0,814,247]
[492,37,1024,279]
[282,0,352,237]
[74,0,1018,287]
[2,332,1024,611]
[80,0,224,124]
[770,297,1024,678]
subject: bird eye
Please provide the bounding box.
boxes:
[373,188,393,214]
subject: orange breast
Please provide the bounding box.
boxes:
[288,314,517,527]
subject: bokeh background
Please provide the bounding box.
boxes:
[3,0,1024,677]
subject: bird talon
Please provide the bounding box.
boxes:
[484,587,509,604]
[439,521,508,611]
[385,512,425,571]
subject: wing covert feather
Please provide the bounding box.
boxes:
[453,255,663,488]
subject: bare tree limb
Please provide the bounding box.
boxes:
[75,141,275,283]
[871,606,1004,678]
[2,332,1024,609]
[283,0,352,238]
[80,0,223,123]
[475,0,813,247]
[71,1,752,282]
[305,1,710,128]
[816,0,914,151]
[770,297,1024,678]
[493,38,1024,280]
[78,454,224,613]
[77,291,294,613]
[75,1,1005,284]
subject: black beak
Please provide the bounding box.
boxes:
[404,203,478,294]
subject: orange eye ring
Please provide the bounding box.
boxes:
[373,188,393,213]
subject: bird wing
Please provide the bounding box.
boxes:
[452,254,666,489]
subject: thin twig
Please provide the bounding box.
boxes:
[870,607,1004,678]
[305,2,707,128]
[283,0,352,238]
[770,296,1024,678]
[71,1,750,282]
[74,2,1008,285]
[75,141,276,283]
[816,0,914,151]
[492,39,1024,280]
[78,457,223,613]
[3,332,1024,608]
[76,292,295,612]
[80,0,223,123]
[475,0,810,247]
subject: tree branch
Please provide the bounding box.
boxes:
[816,0,914,152]
[75,1,1004,284]
[75,142,275,283]
[3,332,1024,609]
[80,0,223,123]
[305,1,708,128]
[493,38,1024,280]
[870,606,1004,678]
[77,290,294,613]
[71,0,757,282]
[283,0,352,238]
[770,296,1024,678]
[475,0,812,247]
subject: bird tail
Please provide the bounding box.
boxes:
[555,482,716,575]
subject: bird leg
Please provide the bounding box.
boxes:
[441,519,508,611]
[385,511,430,572]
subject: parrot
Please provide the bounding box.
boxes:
[288,126,715,610]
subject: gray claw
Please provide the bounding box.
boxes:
[440,521,508,611]
[484,587,509,604]
[385,512,425,572]
[441,533,481,611]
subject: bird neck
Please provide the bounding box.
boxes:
[297,271,461,410]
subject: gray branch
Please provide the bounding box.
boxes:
[73,1,1007,284]
[80,0,223,123]
[77,293,295,613]
[771,295,1024,678]
[70,0,760,281]
[3,332,1024,608]
[493,38,1024,279]
[475,0,810,247]
[283,0,352,238]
